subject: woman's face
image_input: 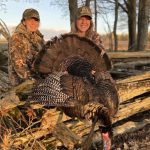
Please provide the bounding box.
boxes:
[24,18,40,32]
[76,16,91,34]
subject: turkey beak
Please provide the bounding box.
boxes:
[63,71,69,75]
[91,70,96,75]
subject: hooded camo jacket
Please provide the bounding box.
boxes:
[9,23,44,86]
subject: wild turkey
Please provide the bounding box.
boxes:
[31,34,119,149]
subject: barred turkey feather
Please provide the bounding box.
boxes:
[96,80,119,116]
[30,72,75,107]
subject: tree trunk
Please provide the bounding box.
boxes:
[137,0,150,51]
[113,0,119,51]
[94,0,97,32]
[127,0,136,51]
[102,15,113,51]
[85,0,91,7]
[117,0,136,51]
[68,0,78,31]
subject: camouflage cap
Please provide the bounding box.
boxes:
[22,8,40,21]
[76,6,92,19]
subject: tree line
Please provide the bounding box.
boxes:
[65,0,150,51]
[1,0,150,51]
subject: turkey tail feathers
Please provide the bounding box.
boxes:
[103,53,112,70]
[30,72,75,107]
[33,34,112,74]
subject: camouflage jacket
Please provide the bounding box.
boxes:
[8,23,44,86]
[88,31,105,51]
[70,30,112,71]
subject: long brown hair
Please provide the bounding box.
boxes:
[71,17,94,38]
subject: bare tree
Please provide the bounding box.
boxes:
[102,14,113,51]
[68,0,78,31]
[113,0,119,51]
[102,0,136,50]
[94,0,97,31]
[96,1,114,50]
[127,0,137,50]
[85,0,91,7]
[137,0,150,51]
[116,0,136,50]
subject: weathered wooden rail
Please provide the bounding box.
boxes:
[0,71,150,149]
[108,51,150,60]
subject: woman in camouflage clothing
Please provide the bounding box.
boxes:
[71,6,112,71]
[9,8,44,86]
[71,6,113,150]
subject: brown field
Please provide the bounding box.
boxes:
[104,41,150,51]
[1,40,150,52]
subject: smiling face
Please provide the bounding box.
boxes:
[76,16,91,36]
[24,18,40,32]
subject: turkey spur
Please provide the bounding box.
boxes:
[30,34,119,149]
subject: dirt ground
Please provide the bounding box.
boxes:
[89,110,150,150]
[112,124,150,150]
[112,110,150,150]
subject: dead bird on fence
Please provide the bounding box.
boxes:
[29,34,119,150]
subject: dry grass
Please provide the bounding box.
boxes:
[103,40,150,51]
[0,129,12,150]
[0,106,48,150]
